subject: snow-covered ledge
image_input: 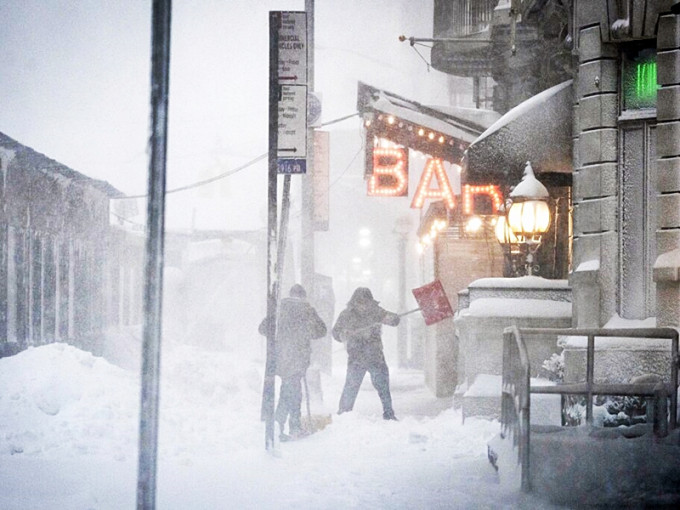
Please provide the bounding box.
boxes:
[570,258,601,328]
[653,248,680,282]
[560,315,675,384]
[653,249,680,328]
[453,276,572,419]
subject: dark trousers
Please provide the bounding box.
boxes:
[276,374,303,433]
[338,350,394,416]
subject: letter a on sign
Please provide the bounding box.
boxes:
[367,147,408,197]
[411,158,455,210]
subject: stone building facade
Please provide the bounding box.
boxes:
[427,2,680,412]
[436,0,680,329]
[571,1,680,329]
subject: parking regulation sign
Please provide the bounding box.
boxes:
[275,11,308,174]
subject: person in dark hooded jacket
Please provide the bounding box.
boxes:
[332,287,400,420]
[259,284,326,438]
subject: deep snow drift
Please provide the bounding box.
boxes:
[0,339,559,509]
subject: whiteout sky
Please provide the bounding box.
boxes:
[1,4,678,508]
[0,0,451,227]
[0,1,456,309]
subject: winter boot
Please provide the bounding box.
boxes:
[383,410,398,421]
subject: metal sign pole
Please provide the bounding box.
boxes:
[136,0,171,508]
[301,0,315,296]
[262,11,280,451]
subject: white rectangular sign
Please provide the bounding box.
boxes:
[278,11,307,85]
[278,84,307,159]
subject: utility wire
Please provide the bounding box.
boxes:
[120,152,268,200]
[114,141,365,232]
[116,112,360,200]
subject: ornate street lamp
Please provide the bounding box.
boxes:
[494,206,521,276]
[506,162,551,275]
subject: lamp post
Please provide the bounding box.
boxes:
[504,162,551,275]
[494,206,521,276]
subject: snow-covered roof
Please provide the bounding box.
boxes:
[471,80,573,147]
[463,80,574,184]
[371,92,500,143]
[0,131,123,198]
[357,82,500,152]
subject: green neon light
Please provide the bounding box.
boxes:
[635,61,658,100]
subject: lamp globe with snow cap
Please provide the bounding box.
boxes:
[506,161,551,275]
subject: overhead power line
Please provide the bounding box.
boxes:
[116,112,360,200]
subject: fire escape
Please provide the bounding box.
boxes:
[429,0,573,114]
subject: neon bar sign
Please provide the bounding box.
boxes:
[367,147,409,197]
[411,158,456,210]
[367,149,502,214]
[462,184,503,214]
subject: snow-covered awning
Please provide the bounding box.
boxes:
[357,82,500,164]
[463,80,574,186]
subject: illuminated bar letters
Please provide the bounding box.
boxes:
[367,147,408,197]
[462,184,503,215]
[411,158,455,210]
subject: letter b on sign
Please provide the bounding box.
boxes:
[367,147,408,197]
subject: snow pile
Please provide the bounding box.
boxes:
[0,343,138,459]
[0,342,264,462]
[0,342,562,509]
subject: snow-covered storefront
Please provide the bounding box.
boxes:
[0,132,123,356]
[357,82,506,396]
[456,1,680,503]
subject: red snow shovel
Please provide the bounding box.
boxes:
[401,280,454,325]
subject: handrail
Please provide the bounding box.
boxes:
[501,325,531,492]
[501,326,680,493]
[520,327,678,428]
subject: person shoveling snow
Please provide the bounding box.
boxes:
[258,284,327,441]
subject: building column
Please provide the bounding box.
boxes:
[654,12,680,327]
[572,24,618,327]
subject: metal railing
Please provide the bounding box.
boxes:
[501,326,679,492]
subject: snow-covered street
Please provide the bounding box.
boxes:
[0,340,559,509]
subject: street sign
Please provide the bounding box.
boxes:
[278,12,307,85]
[275,11,308,174]
[278,84,307,159]
[278,158,306,174]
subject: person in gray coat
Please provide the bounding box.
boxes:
[259,284,327,438]
[332,287,400,420]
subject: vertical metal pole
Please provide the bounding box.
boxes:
[277,176,292,280]
[0,171,7,342]
[136,1,171,508]
[262,11,280,451]
[301,0,315,296]
[586,333,595,425]
[671,333,678,430]
[397,234,407,367]
[521,400,531,492]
